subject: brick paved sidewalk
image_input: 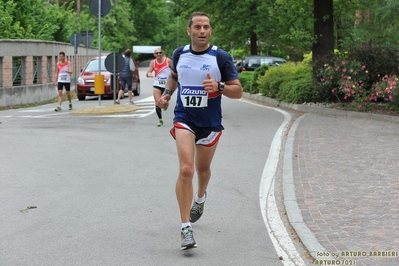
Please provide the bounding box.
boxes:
[292,113,399,266]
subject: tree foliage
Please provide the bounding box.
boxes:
[0,0,24,39]
[0,0,69,40]
[1,0,399,64]
[88,1,137,52]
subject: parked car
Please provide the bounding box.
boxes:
[241,55,287,72]
[234,59,243,73]
[77,56,140,101]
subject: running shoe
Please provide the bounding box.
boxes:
[190,191,206,223]
[129,101,134,105]
[181,226,197,250]
[69,103,73,110]
[54,106,62,112]
[157,120,163,127]
[115,99,120,104]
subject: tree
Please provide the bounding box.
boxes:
[4,0,399,65]
[169,0,262,55]
[259,0,314,60]
[84,1,137,52]
[351,0,399,46]
[0,0,24,39]
[167,0,312,59]
[130,0,175,46]
[0,0,69,40]
[312,0,334,72]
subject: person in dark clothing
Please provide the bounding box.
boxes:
[116,49,136,104]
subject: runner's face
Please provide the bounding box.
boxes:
[154,50,163,58]
[59,54,65,62]
[187,16,212,51]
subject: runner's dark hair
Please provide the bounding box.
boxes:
[188,12,211,28]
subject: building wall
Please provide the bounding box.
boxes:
[0,39,104,107]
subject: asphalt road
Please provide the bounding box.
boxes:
[0,69,306,266]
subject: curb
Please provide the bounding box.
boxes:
[243,92,399,123]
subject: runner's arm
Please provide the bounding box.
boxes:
[157,70,178,108]
[129,59,136,71]
[221,79,243,99]
[54,66,59,84]
[146,60,154,77]
[67,61,73,75]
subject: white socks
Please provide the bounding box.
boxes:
[181,193,206,229]
[181,222,191,229]
[195,193,206,204]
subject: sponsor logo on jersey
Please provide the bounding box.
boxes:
[200,64,211,71]
[181,88,207,95]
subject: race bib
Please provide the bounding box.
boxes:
[60,74,67,81]
[180,85,208,107]
[155,77,167,87]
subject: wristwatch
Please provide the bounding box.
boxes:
[217,82,225,92]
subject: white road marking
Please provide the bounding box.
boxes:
[241,99,306,266]
[94,96,156,118]
[32,113,69,118]
[2,96,157,119]
[18,109,50,113]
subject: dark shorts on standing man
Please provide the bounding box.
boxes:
[120,76,133,91]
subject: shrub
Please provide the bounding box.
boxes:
[303,52,312,65]
[238,71,254,93]
[317,57,399,109]
[249,65,269,94]
[259,63,296,98]
[372,74,399,105]
[317,59,369,106]
[347,44,399,89]
[276,64,316,103]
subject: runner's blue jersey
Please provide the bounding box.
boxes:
[171,44,238,128]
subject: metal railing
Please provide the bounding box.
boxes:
[33,56,41,84]
[12,57,23,86]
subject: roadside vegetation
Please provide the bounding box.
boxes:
[239,44,399,116]
[2,0,399,115]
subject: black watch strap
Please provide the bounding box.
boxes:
[163,89,173,96]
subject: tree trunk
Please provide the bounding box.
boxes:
[312,0,334,73]
[250,32,257,55]
[77,0,80,18]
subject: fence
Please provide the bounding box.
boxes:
[0,39,102,107]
